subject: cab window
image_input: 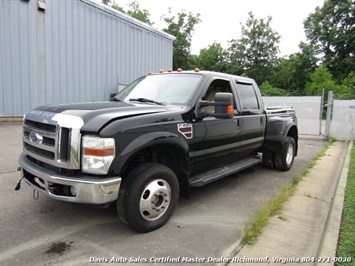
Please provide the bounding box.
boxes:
[202,79,235,113]
[237,83,260,110]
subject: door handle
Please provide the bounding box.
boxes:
[234,118,240,127]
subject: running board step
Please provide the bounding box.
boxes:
[189,156,262,187]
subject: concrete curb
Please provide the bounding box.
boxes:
[316,142,352,263]
[224,141,351,266]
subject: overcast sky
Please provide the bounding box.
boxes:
[107,0,325,56]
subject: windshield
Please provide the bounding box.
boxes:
[114,74,202,105]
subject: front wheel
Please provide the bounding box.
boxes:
[117,163,179,233]
[274,137,296,171]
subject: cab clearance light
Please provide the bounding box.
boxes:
[147,68,200,74]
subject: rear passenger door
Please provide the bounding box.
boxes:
[234,80,265,155]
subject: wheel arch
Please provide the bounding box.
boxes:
[120,139,190,199]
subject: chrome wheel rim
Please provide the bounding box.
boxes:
[286,143,294,165]
[139,179,171,221]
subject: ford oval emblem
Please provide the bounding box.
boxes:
[29,131,43,144]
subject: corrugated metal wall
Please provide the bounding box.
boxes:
[0,0,174,117]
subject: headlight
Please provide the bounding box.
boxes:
[82,136,115,175]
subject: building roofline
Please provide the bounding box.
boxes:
[81,0,176,41]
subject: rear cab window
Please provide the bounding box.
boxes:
[235,80,262,114]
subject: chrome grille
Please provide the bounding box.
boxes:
[23,111,84,170]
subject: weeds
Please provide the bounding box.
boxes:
[241,138,334,245]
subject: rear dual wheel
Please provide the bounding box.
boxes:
[117,163,179,233]
[262,137,296,171]
[274,137,296,171]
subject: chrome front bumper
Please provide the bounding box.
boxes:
[18,153,121,205]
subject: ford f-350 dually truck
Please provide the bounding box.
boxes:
[17,69,298,232]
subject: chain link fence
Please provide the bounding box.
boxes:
[328,99,355,141]
[263,96,323,135]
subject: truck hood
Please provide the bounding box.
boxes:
[30,101,170,132]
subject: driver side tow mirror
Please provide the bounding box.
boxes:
[196,92,234,119]
[110,92,118,100]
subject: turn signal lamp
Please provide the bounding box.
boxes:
[227,105,233,115]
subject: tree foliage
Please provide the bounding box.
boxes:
[228,12,281,84]
[259,81,288,96]
[126,1,154,25]
[194,42,229,72]
[161,9,201,70]
[339,72,355,99]
[110,1,153,25]
[304,0,355,81]
[102,1,353,99]
[305,66,339,96]
[269,42,318,95]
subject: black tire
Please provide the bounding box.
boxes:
[274,137,296,171]
[117,163,179,233]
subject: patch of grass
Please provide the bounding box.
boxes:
[241,138,334,245]
[336,142,355,265]
[315,137,336,159]
[242,183,296,245]
[307,160,317,169]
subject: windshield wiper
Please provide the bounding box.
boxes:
[129,98,165,105]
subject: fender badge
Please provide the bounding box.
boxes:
[177,123,193,139]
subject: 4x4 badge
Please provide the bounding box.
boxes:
[177,123,193,139]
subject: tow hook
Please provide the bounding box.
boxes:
[14,167,23,191]
[33,189,39,200]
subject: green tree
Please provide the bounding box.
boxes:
[194,42,229,72]
[339,72,355,99]
[259,81,288,96]
[127,1,154,26]
[304,0,355,81]
[110,1,153,25]
[270,42,318,95]
[228,12,281,84]
[162,9,201,70]
[111,3,125,13]
[305,66,339,96]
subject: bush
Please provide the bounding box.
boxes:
[260,81,288,96]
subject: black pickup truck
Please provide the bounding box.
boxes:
[17,70,298,232]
